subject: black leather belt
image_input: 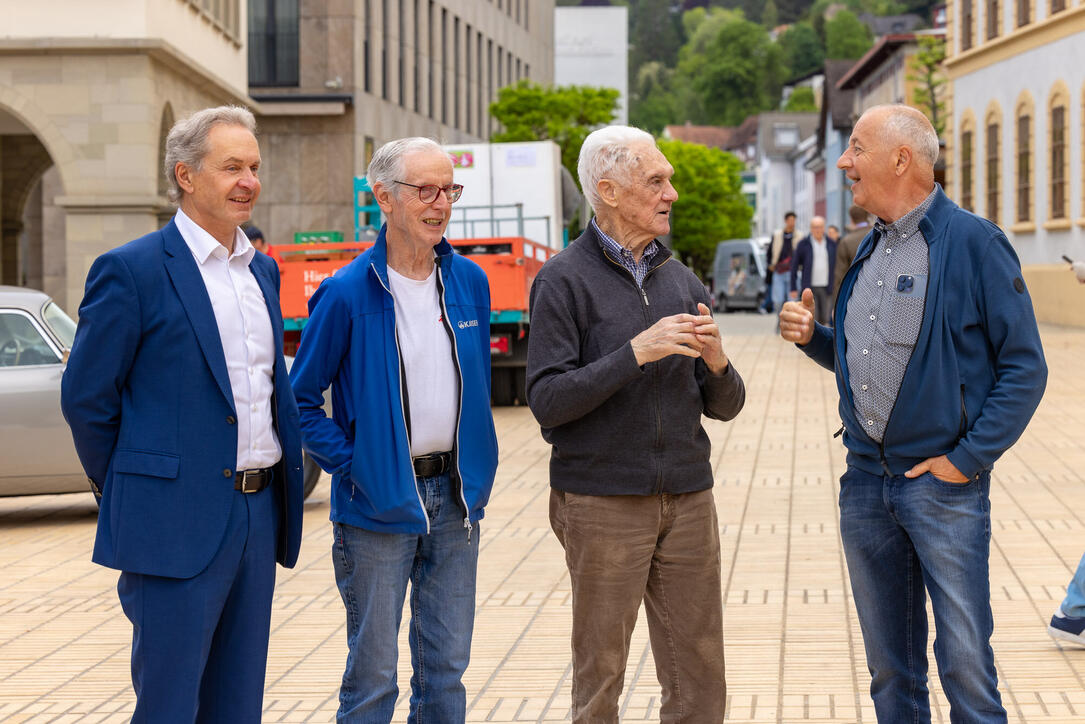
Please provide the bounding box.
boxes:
[412,452,452,477]
[235,467,273,493]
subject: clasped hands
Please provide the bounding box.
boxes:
[631,302,729,374]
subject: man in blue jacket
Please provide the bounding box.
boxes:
[780,104,1046,723]
[788,215,837,324]
[290,138,498,723]
[61,106,304,722]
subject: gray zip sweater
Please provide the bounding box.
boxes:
[526,224,746,496]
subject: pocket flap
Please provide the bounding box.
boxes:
[112,449,180,479]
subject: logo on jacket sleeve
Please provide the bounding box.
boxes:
[457,319,479,329]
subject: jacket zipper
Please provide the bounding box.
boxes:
[371,261,431,535]
[602,247,671,494]
[436,263,473,544]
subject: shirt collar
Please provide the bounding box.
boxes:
[591,217,660,262]
[874,187,938,239]
[174,208,254,266]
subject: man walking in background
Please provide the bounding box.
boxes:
[789,215,836,324]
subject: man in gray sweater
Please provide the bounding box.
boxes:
[526,125,746,724]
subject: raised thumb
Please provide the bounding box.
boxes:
[801,287,815,311]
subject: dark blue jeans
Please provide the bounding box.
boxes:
[332,471,479,723]
[839,466,1007,723]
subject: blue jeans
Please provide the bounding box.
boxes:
[838,466,1006,723]
[771,269,793,311]
[332,471,479,723]
[1060,551,1085,617]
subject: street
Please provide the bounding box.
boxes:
[0,314,1082,723]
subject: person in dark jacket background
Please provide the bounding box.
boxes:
[290,137,498,722]
[526,125,746,724]
[780,104,1046,723]
[789,215,837,324]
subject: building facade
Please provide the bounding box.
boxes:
[945,0,1085,324]
[0,0,553,314]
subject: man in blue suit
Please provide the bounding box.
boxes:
[789,216,838,325]
[62,105,304,723]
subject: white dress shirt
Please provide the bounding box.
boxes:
[174,209,282,471]
[810,236,830,288]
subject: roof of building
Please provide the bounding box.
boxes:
[824,59,858,130]
[663,124,735,149]
[757,112,820,157]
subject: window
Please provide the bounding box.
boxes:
[248,0,299,87]
[1051,0,1066,12]
[454,17,461,129]
[441,9,448,124]
[1015,110,1031,223]
[414,0,422,114]
[398,0,406,107]
[986,0,1000,40]
[1016,0,1029,26]
[1050,88,1069,220]
[961,123,975,212]
[381,0,389,100]
[364,0,372,93]
[465,25,472,134]
[986,117,1000,224]
[962,0,974,50]
[0,313,60,367]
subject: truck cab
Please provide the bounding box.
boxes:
[710,238,768,313]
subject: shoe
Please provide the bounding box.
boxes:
[1048,608,1085,646]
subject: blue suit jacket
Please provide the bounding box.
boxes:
[790,234,838,293]
[61,220,304,578]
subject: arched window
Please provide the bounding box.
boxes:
[1049,83,1070,220]
[959,111,976,212]
[1051,0,1066,13]
[1014,93,1034,224]
[1016,0,1031,27]
[961,0,975,51]
[985,104,1002,225]
[986,0,1000,40]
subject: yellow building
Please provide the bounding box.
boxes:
[945,0,1085,325]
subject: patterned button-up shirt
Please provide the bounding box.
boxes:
[843,189,937,443]
[593,217,661,289]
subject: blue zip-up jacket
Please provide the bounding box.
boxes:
[801,186,1046,479]
[290,226,498,534]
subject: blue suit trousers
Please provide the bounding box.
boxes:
[118,484,279,723]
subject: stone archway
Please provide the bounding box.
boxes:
[0,112,58,290]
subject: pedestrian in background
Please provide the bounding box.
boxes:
[62,105,305,722]
[832,204,872,303]
[290,137,498,723]
[789,215,836,324]
[527,125,745,723]
[767,210,797,314]
[780,104,1046,723]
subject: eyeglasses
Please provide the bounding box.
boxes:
[394,181,463,204]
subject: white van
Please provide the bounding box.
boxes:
[710,239,768,312]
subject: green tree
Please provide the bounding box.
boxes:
[629,61,680,135]
[657,138,752,277]
[630,0,685,72]
[825,9,873,59]
[784,86,818,111]
[761,0,779,28]
[777,21,825,79]
[489,80,620,184]
[908,35,947,137]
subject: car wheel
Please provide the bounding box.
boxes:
[303,453,322,499]
[716,294,729,314]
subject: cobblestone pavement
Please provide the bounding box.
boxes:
[1,315,1082,722]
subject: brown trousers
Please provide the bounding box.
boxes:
[550,488,726,724]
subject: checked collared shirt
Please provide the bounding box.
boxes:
[592,217,661,289]
[843,189,937,443]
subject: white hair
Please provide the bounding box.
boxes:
[164,105,256,204]
[577,125,656,212]
[869,104,940,166]
[367,137,447,195]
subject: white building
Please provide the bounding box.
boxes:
[553,5,628,124]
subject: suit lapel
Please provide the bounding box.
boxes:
[162,221,235,411]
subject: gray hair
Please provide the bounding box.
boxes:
[870,104,940,166]
[367,137,447,195]
[163,105,257,204]
[577,125,656,212]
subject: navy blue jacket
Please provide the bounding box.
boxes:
[61,221,305,577]
[290,226,498,535]
[790,234,838,292]
[801,186,1047,479]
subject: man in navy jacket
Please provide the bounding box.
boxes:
[290,138,498,722]
[780,105,1045,723]
[789,215,837,324]
[62,106,304,722]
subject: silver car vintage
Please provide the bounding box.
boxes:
[0,286,322,498]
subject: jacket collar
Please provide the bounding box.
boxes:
[581,219,672,270]
[916,183,953,246]
[368,223,456,288]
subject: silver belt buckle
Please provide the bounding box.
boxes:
[240,470,260,493]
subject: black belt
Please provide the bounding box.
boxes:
[235,467,273,493]
[412,452,452,477]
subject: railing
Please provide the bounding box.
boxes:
[447,203,551,246]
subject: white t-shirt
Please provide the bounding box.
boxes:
[810,236,830,288]
[387,265,459,457]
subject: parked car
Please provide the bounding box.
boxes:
[0,286,322,498]
[709,239,768,312]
